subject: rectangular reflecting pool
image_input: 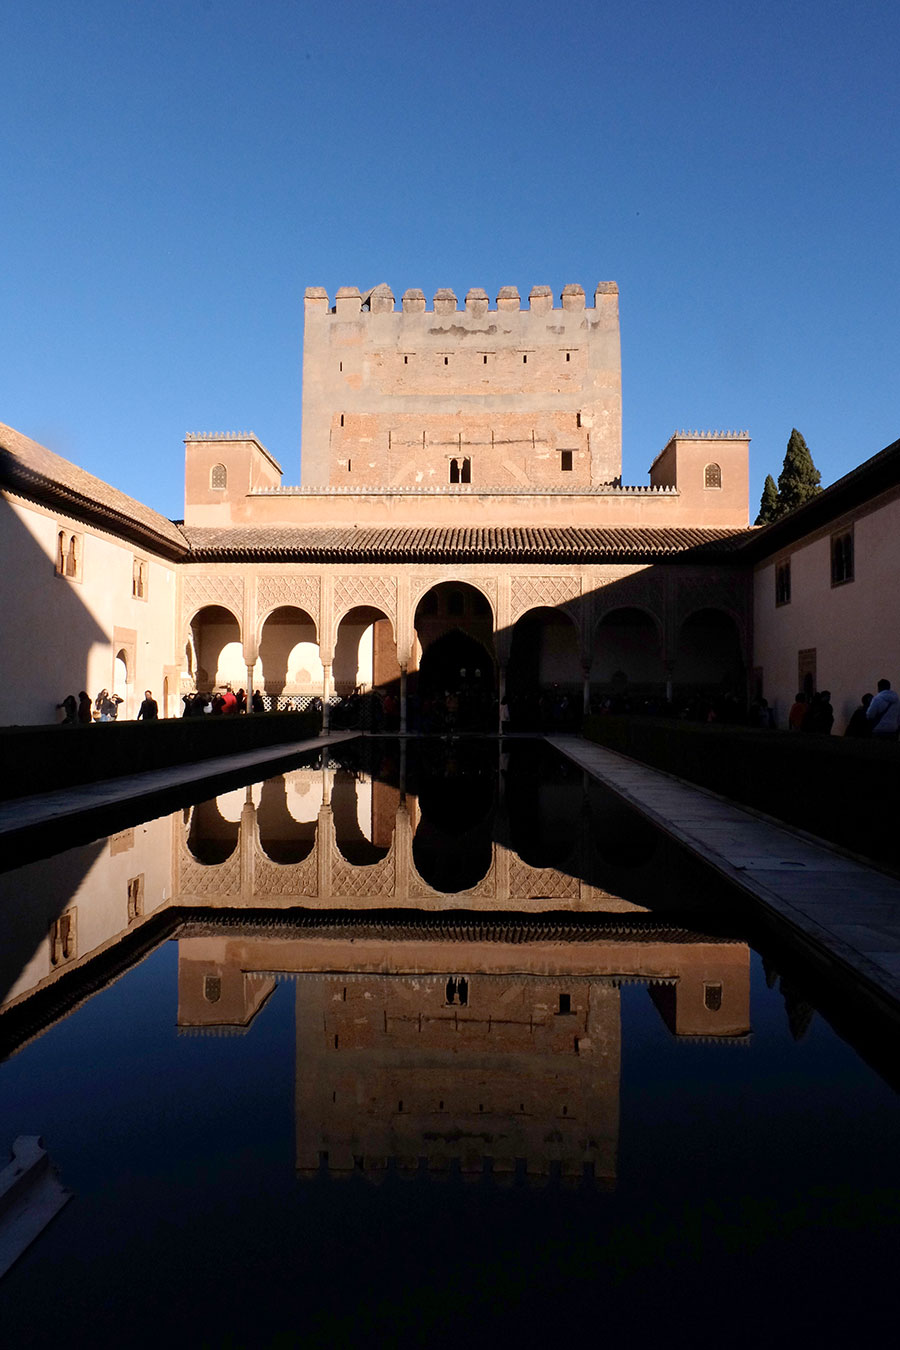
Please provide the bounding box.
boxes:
[1,738,898,1345]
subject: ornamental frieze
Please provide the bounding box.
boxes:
[256,574,320,625]
[330,847,396,899]
[334,574,397,624]
[253,851,320,897]
[510,575,581,622]
[178,851,242,898]
[507,859,581,900]
[183,573,244,622]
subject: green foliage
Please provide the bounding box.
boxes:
[776,428,822,515]
[755,474,779,525]
[756,429,823,524]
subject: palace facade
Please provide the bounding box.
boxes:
[2,281,897,731]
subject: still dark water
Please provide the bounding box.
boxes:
[1,739,898,1347]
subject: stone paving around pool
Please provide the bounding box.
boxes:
[547,735,900,1015]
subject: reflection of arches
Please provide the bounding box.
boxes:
[187,799,240,865]
[506,758,582,870]
[592,607,663,700]
[590,796,659,869]
[674,609,744,695]
[257,778,316,863]
[412,743,494,891]
[189,605,242,690]
[331,771,391,864]
[334,605,396,697]
[412,820,491,894]
[258,606,317,695]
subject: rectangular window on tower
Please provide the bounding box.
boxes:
[560,450,574,472]
[775,559,791,606]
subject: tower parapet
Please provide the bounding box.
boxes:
[303,283,618,316]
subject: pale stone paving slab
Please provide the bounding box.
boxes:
[547,734,900,1012]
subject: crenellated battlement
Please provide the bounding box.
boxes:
[304,282,618,317]
[185,431,262,442]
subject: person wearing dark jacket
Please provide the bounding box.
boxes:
[137,690,158,720]
[845,693,873,737]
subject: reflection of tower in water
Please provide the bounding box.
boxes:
[294,966,622,1185]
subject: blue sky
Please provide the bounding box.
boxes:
[2,0,897,520]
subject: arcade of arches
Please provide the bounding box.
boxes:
[182,561,748,729]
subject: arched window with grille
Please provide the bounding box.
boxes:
[704,462,722,489]
[210,463,227,490]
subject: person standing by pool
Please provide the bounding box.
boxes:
[866,679,900,739]
[137,690,158,720]
[56,694,77,724]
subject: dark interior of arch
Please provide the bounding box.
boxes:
[256,778,316,864]
[187,798,240,865]
[331,770,391,865]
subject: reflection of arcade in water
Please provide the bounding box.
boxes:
[0,745,751,1187]
[179,743,708,913]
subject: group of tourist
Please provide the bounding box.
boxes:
[56,688,134,724]
[182,687,266,716]
[787,679,900,739]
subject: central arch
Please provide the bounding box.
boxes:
[413,582,496,732]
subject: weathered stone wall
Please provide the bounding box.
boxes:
[301,283,622,489]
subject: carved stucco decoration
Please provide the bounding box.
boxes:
[592,568,665,627]
[334,575,397,626]
[674,571,749,639]
[183,574,244,624]
[507,859,581,901]
[510,575,581,623]
[178,851,242,898]
[330,846,396,899]
[253,851,320,897]
[257,574,320,627]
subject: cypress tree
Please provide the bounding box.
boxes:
[755,474,779,525]
[776,428,822,516]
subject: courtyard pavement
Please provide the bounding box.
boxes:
[547,734,900,1015]
[0,732,358,839]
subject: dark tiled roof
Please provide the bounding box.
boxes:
[181,524,753,563]
[0,422,188,557]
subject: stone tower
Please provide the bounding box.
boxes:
[300,283,622,490]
